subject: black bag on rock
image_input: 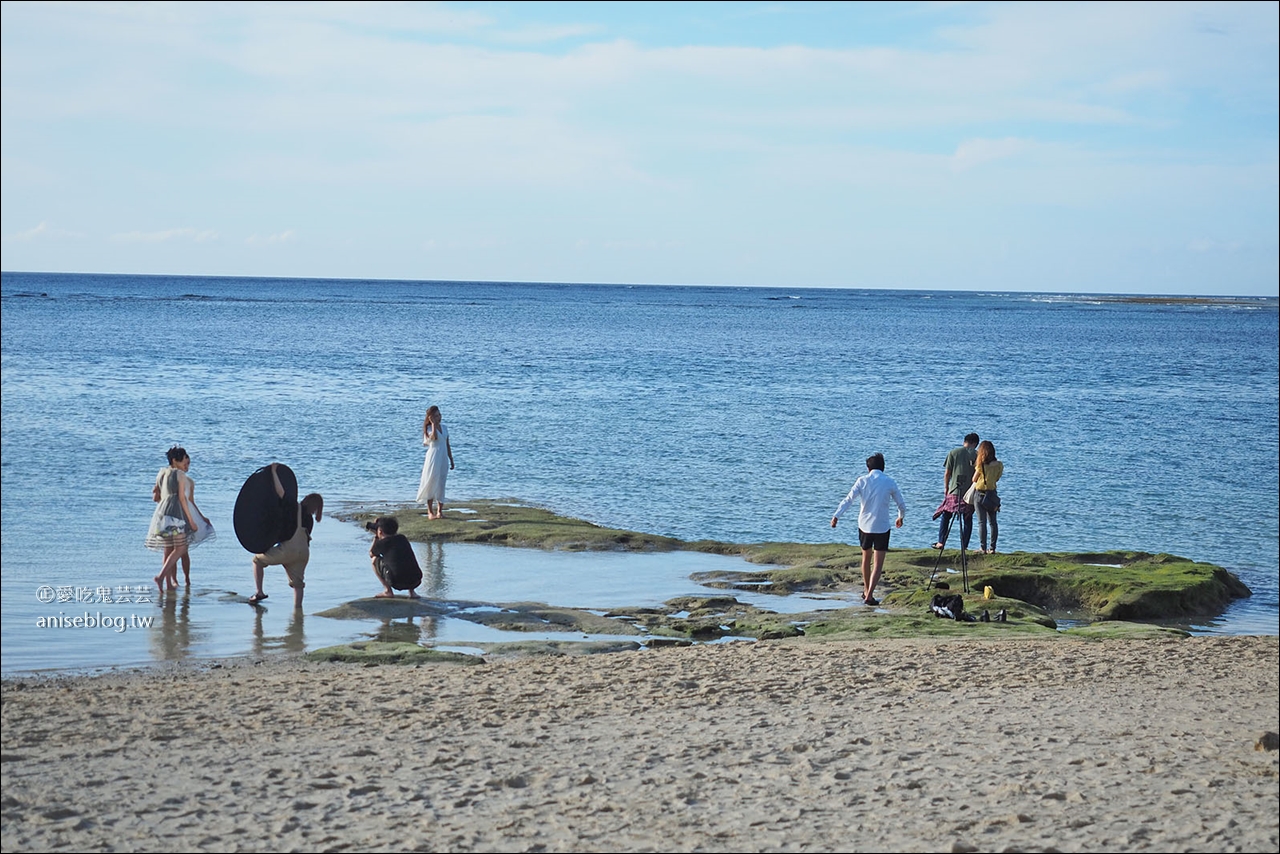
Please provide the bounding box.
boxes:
[930,594,966,621]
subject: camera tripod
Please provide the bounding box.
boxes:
[927,501,972,594]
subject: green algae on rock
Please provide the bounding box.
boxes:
[316,598,451,620]
[333,500,1251,627]
[1059,621,1191,640]
[605,596,804,641]
[956,551,1251,621]
[799,610,1058,640]
[464,640,642,657]
[305,642,484,665]
[338,500,685,551]
[456,603,645,636]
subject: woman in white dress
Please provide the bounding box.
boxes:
[416,405,454,519]
[179,458,216,586]
[146,446,196,592]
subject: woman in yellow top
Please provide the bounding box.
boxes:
[973,440,1004,554]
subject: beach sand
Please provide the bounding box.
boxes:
[3,636,1277,853]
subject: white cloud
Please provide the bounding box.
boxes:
[111,228,219,243]
[492,23,604,45]
[4,221,50,241]
[0,2,1274,293]
[9,4,1250,135]
[2,221,82,241]
[246,229,297,245]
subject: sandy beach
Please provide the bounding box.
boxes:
[2,635,1277,853]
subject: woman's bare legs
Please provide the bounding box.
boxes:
[158,544,185,590]
[155,545,174,590]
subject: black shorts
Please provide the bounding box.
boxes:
[858,529,891,552]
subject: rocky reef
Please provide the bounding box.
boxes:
[321,499,1252,658]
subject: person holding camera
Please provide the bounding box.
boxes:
[368,516,423,599]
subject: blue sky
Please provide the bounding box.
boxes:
[2,1,1277,295]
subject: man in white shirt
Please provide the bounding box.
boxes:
[830,453,906,606]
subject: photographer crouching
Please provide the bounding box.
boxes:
[366,516,423,599]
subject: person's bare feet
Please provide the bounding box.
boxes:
[153,574,164,591]
[374,591,395,599]
[407,589,420,599]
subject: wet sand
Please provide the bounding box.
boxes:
[2,635,1277,852]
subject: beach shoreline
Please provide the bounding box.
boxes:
[3,635,1276,853]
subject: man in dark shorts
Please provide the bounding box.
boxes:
[830,453,906,606]
[369,516,423,599]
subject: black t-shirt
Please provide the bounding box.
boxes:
[370,533,423,591]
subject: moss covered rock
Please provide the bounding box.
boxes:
[798,609,1059,640]
[470,640,642,657]
[339,500,684,551]
[454,603,645,636]
[305,642,484,665]
[1059,621,1191,640]
[332,500,1251,629]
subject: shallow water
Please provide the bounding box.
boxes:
[2,273,1276,674]
[2,519,854,675]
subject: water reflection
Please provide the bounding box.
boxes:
[251,608,307,656]
[418,540,448,598]
[151,590,193,661]
[369,615,439,644]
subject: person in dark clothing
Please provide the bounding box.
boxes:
[369,516,422,598]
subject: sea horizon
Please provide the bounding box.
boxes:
[5,268,1277,301]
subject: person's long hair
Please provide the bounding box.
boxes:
[422,405,441,440]
[300,493,324,522]
[975,440,997,471]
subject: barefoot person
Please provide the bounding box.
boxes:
[416,405,455,519]
[368,516,423,599]
[249,463,323,608]
[146,446,196,592]
[830,452,906,606]
[177,451,215,586]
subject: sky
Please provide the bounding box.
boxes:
[1,1,1277,295]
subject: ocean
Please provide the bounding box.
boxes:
[2,272,1277,674]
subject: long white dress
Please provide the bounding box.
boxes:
[416,424,449,504]
[184,475,216,548]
